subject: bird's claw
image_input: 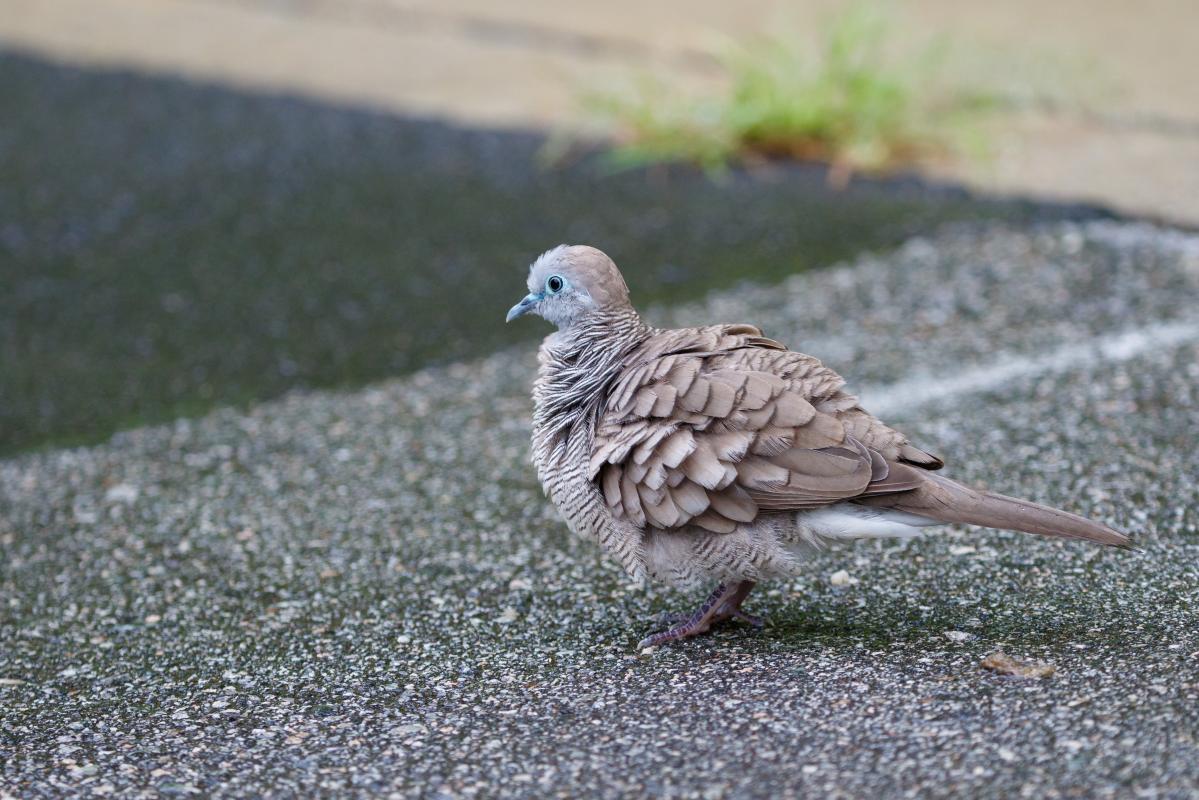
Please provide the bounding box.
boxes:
[652,603,763,630]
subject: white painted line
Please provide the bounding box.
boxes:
[859,318,1199,417]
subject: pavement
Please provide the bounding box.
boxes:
[2,0,1198,224]
[4,221,1199,797]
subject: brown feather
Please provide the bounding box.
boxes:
[790,413,845,449]
[619,471,646,527]
[637,480,665,508]
[692,510,738,534]
[679,377,711,413]
[706,430,754,462]
[715,462,740,491]
[643,486,682,528]
[667,360,699,397]
[642,455,669,491]
[899,443,945,470]
[702,379,737,418]
[650,383,678,417]
[858,459,925,495]
[868,448,889,481]
[857,472,1131,547]
[708,485,758,523]
[670,479,711,517]
[631,424,675,464]
[735,457,790,488]
[611,364,652,412]
[681,440,727,490]
[751,429,796,457]
[771,393,817,428]
[743,405,775,429]
[601,466,622,510]
[632,387,658,417]
[772,446,863,479]
[741,373,782,411]
[709,370,749,394]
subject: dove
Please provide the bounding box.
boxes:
[507,245,1130,648]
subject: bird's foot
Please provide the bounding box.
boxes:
[639,580,759,649]
[721,606,765,629]
[652,604,763,630]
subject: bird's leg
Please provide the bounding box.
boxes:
[639,580,760,648]
[711,580,763,628]
[650,581,760,627]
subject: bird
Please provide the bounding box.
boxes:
[506,244,1130,648]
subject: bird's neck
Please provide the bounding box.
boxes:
[552,306,648,357]
[532,307,649,460]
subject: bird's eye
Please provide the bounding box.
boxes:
[546,275,565,294]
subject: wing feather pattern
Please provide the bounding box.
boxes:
[590,324,943,532]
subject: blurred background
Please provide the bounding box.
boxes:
[2,0,1196,455]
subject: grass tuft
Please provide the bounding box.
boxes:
[582,5,997,179]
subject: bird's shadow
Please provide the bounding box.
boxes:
[634,591,1143,654]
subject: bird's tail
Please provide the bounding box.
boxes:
[858,472,1132,548]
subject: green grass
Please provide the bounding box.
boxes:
[584,6,995,176]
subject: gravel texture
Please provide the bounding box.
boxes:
[3,221,1199,798]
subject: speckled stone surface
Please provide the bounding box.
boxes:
[3,221,1198,798]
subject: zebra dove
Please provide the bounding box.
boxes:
[506,245,1130,648]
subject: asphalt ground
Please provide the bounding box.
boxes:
[3,221,1199,797]
[3,51,1106,456]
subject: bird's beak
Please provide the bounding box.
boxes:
[505,292,540,323]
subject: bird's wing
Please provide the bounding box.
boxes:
[589,324,942,533]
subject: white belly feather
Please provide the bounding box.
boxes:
[800,503,940,542]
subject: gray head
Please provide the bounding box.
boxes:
[505,245,633,329]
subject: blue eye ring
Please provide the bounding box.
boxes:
[546,275,566,294]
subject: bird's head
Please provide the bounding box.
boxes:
[505,245,632,330]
